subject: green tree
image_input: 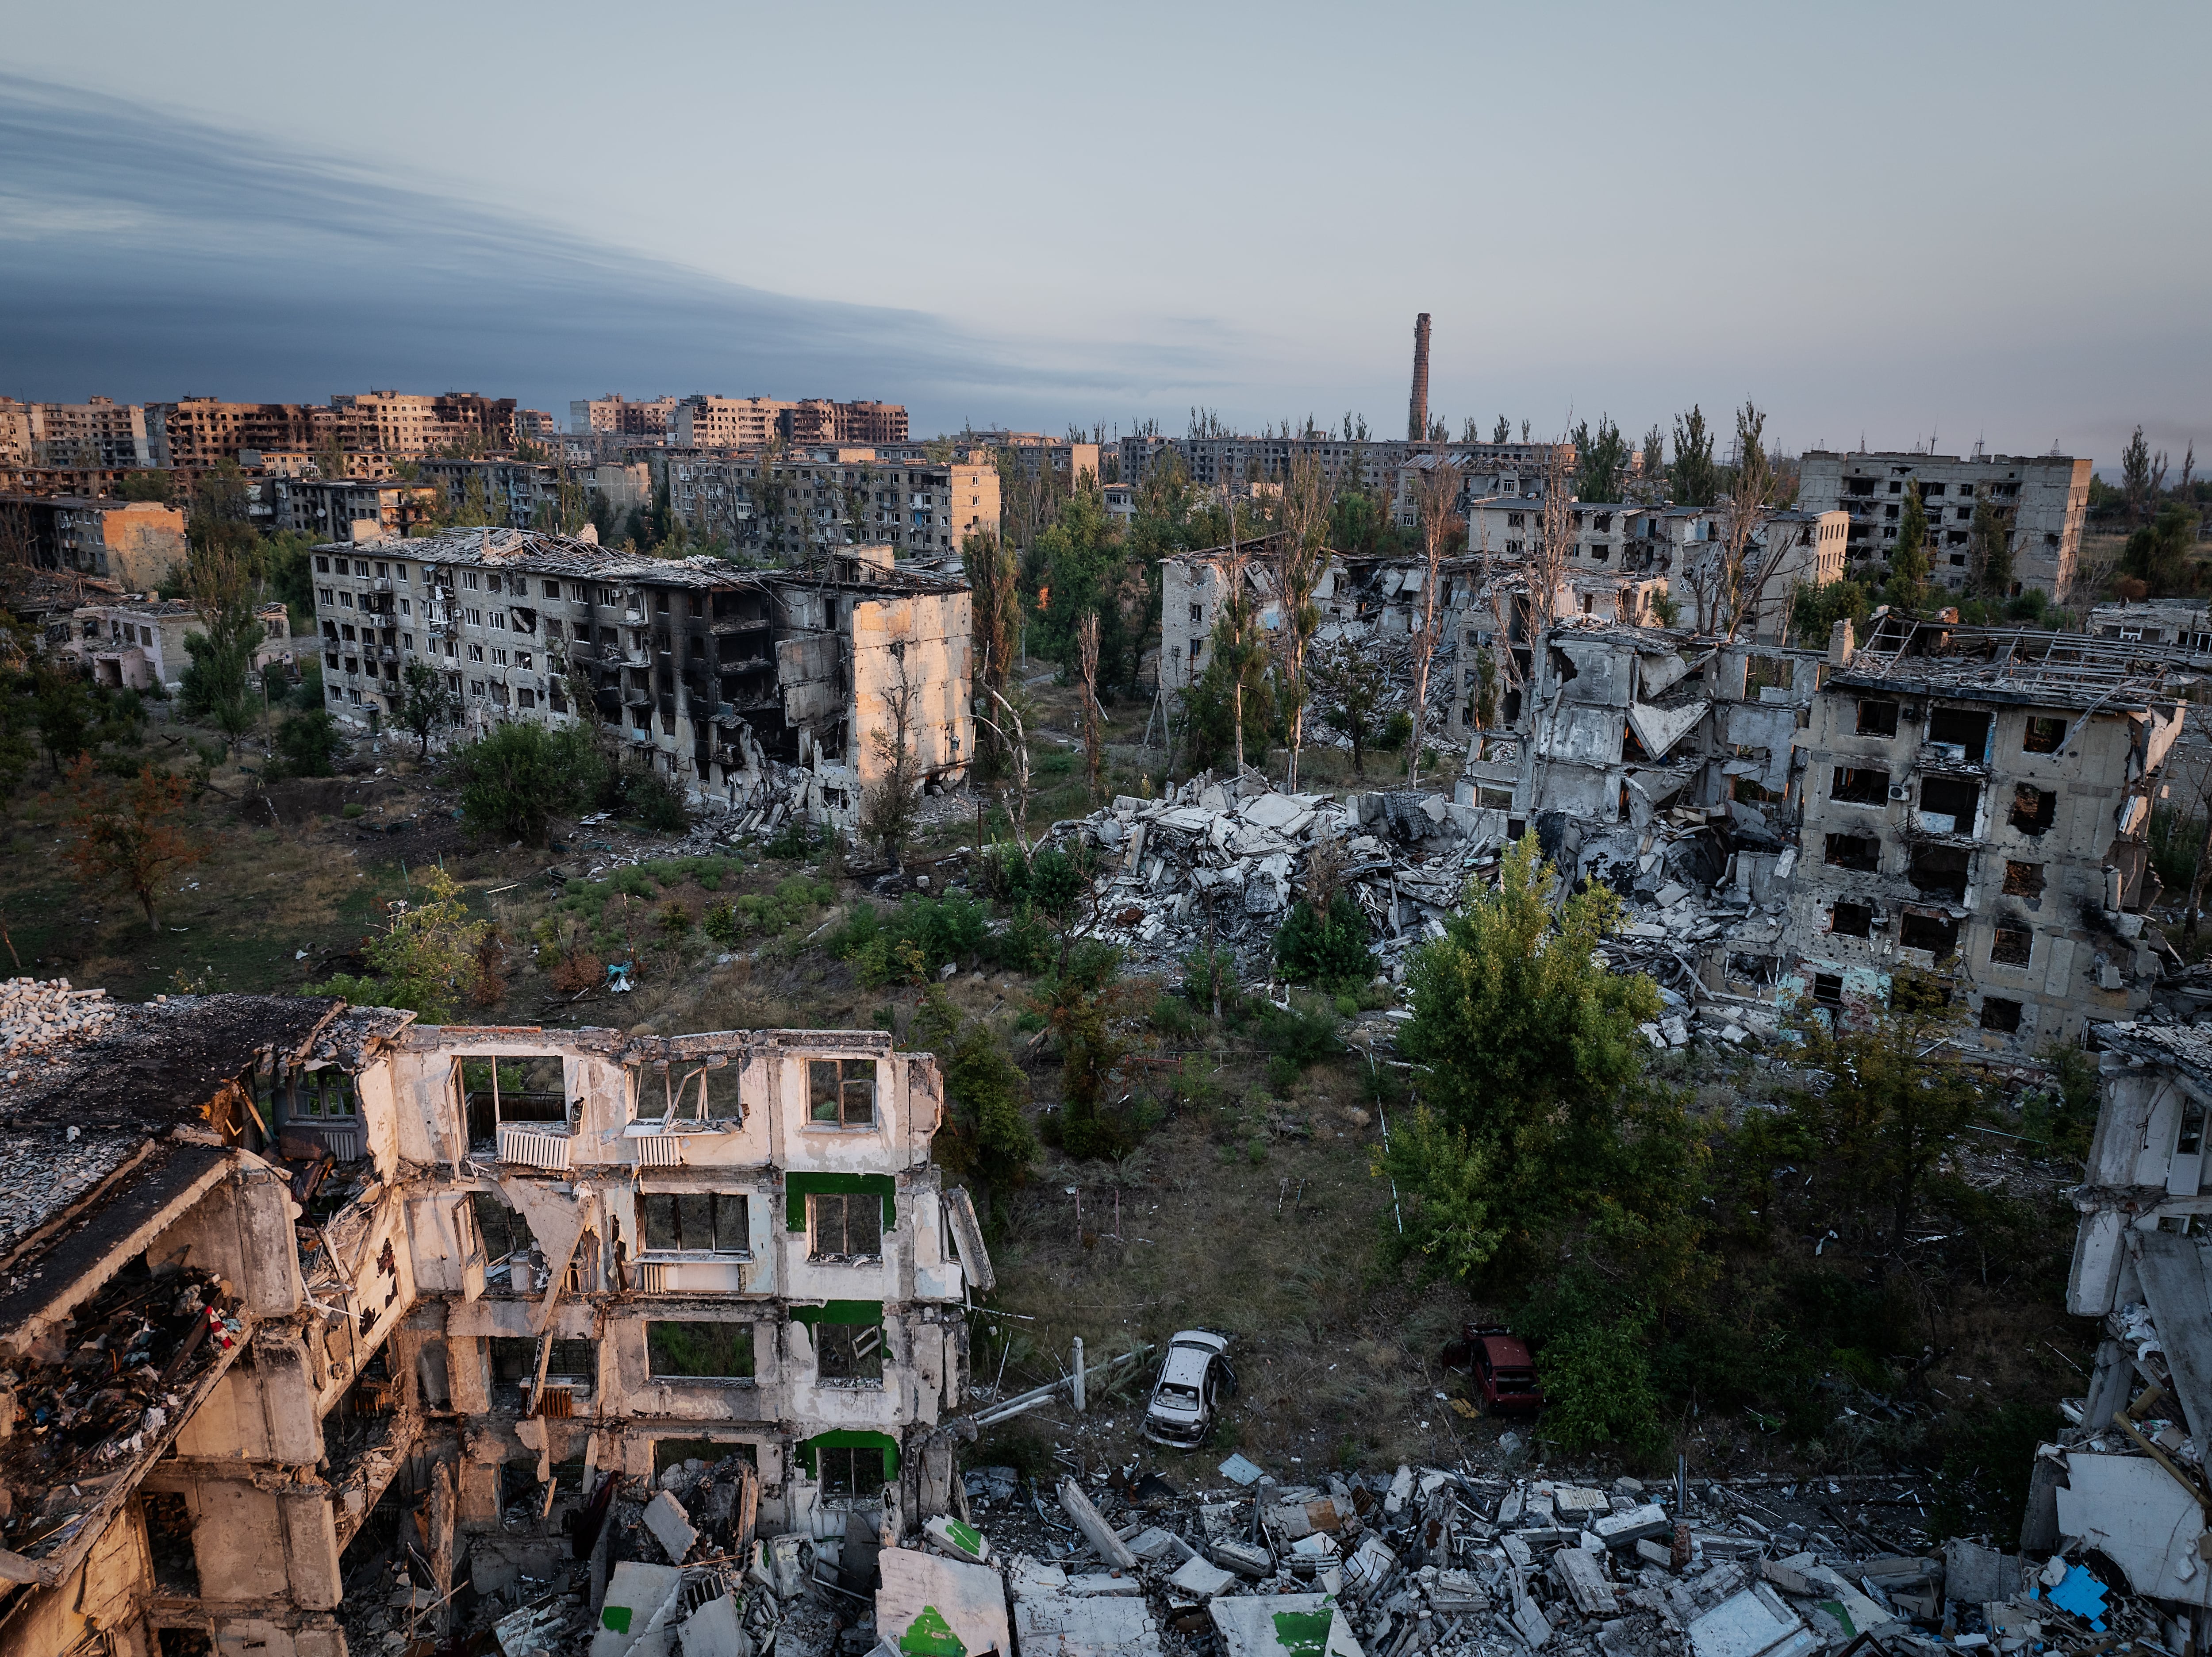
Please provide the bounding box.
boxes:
[1670,406,1718,507]
[178,544,265,745]
[268,709,349,779]
[1790,577,1871,648]
[1492,415,1511,444]
[399,659,458,759]
[1969,499,2017,596]
[117,470,172,503]
[1033,942,1127,1160]
[1782,972,1984,1251]
[1572,415,1631,501]
[2123,501,2201,594]
[1311,636,1385,776]
[1381,836,1664,1278]
[450,722,607,846]
[914,987,1035,1197]
[307,866,485,1022]
[1889,481,1930,591]
[63,757,204,929]
[965,529,1021,776]
[2121,425,2154,523]
[1273,893,1372,990]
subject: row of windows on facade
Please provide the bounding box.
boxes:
[472,1188,882,1268]
[316,554,654,607]
[504,1314,887,1393]
[1799,970,2034,1035]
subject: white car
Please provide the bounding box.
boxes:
[1142,1330,1237,1449]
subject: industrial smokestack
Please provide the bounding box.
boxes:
[1408,313,1432,443]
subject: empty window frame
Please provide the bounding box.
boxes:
[1907,842,1972,900]
[2003,860,2046,897]
[461,1057,568,1147]
[1990,923,2034,965]
[1812,973,1845,1007]
[814,1322,885,1384]
[642,1192,750,1255]
[816,1444,888,1500]
[1831,766,1890,804]
[809,1192,884,1261]
[1829,901,1875,938]
[1727,953,1780,984]
[2023,716,2066,754]
[2010,786,2058,835]
[1824,832,1881,871]
[1927,707,1991,754]
[808,1058,877,1126]
[1899,910,1960,957]
[470,1190,537,1267]
[1919,776,1980,828]
[286,1067,357,1120]
[647,1321,755,1380]
[1979,997,2024,1033]
[637,1059,739,1127]
[1856,698,1899,737]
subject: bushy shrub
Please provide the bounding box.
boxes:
[830,893,991,987]
[1376,710,1413,752]
[1245,995,1341,1074]
[765,816,827,860]
[451,722,605,846]
[268,710,349,780]
[1274,894,1373,990]
[993,902,1055,975]
[915,989,1036,1194]
[620,765,689,832]
[702,900,740,948]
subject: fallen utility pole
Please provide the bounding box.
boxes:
[966,1342,1155,1428]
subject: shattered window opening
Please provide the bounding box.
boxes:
[2003,860,2045,897]
[818,1445,887,1500]
[462,1056,569,1149]
[815,1323,885,1385]
[1980,997,2023,1033]
[808,1192,884,1262]
[2023,716,2066,754]
[470,1190,536,1270]
[1830,766,1890,805]
[1899,910,1960,957]
[2010,785,2058,835]
[1917,775,1980,830]
[1907,841,1972,900]
[1824,832,1881,871]
[1927,706,1991,754]
[641,1192,750,1256]
[1857,699,1899,737]
[1812,973,1845,1006]
[1829,901,1875,938]
[1990,923,2033,966]
[807,1057,877,1127]
[648,1321,755,1380]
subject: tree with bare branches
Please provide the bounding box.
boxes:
[1077,611,1102,803]
[1406,450,1465,784]
[1720,403,1781,642]
[1272,454,1334,789]
[65,757,204,930]
[860,641,924,869]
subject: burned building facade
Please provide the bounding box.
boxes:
[1786,620,2186,1048]
[0,985,985,1656]
[311,527,972,827]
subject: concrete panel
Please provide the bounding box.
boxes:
[280,1488,344,1610]
[194,1481,291,1602]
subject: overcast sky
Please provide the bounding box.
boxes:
[2,0,2206,471]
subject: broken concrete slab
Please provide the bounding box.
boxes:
[676,1593,747,1657]
[1167,1553,1238,1599]
[1210,1538,1273,1579]
[642,1490,697,1565]
[591,1560,685,1657]
[877,1546,1014,1657]
[2054,1449,2212,1606]
[924,1514,991,1566]
[1686,1586,1817,1657]
[1551,1547,1620,1616]
[1010,1556,1163,1657]
[1059,1476,1139,1569]
[1208,1593,1366,1657]
[1218,1453,1265,1487]
[1591,1502,1672,1549]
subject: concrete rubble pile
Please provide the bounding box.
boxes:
[0,978,115,1081]
[1050,771,1513,980]
[0,1265,239,1563]
[896,1453,2168,1657]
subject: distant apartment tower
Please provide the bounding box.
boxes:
[571,393,680,438]
[1121,434,1568,498]
[150,393,518,466]
[671,396,791,449]
[1797,450,2092,600]
[19,397,153,469]
[668,447,999,559]
[787,399,909,446]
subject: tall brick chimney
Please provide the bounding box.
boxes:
[1408,313,1432,443]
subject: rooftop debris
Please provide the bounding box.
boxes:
[0,1262,240,1561]
[0,979,115,1078]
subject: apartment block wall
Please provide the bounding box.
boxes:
[667,450,1000,558]
[1786,677,2172,1049]
[1797,451,2092,599]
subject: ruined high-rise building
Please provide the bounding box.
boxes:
[1408,313,1432,443]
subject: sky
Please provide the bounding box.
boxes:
[1,1,2207,472]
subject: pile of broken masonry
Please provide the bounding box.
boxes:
[1049,775,1801,1052]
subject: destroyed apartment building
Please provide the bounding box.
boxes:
[310,526,973,827]
[2018,1017,2212,1625]
[0,977,991,1655]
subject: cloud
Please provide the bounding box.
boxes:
[0,73,1212,429]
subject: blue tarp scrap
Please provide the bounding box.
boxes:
[2045,1565,2107,1629]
